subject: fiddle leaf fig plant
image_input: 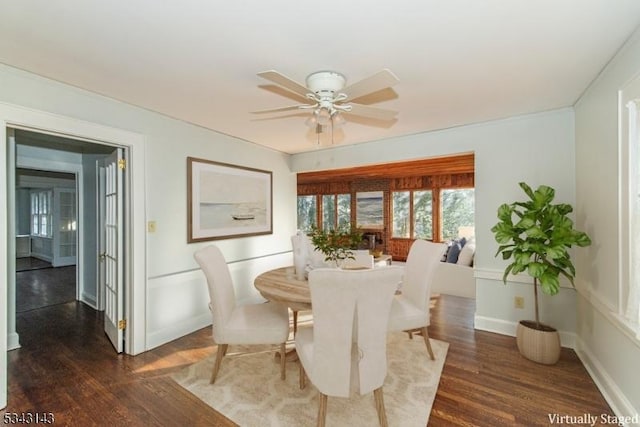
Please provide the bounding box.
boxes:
[491,182,591,328]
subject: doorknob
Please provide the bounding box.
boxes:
[99,252,107,262]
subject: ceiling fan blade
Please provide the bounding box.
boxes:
[257,70,310,98]
[251,104,312,114]
[342,69,399,102]
[343,103,398,121]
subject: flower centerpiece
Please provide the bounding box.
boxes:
[309,226,363,267]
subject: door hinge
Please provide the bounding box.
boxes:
[118,319,127,330]
[118,158,126,170]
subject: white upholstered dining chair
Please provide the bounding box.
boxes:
[296,266,404,427]
[387,239,447,360]
[194,245,290,383]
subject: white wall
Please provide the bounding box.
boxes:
[0,63,298,353]
[574,28,640,419]
[15,189,30,236]
[292,108,577,342]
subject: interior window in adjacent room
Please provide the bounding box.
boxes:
[30,190,52,237]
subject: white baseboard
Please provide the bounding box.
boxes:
[474,314,517,336]
[146,311,211,351]
[575,338,640,424]
[474,315,576,349]
[81,292,97,309]
[7,332,20,351]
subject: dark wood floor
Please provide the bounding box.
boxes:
[2,287,613,426]
[15,261,76,313]
[16,257,53,272]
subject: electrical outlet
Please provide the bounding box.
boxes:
[514,296,525,309]
[148,221,157,233]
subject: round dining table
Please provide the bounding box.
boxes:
[254,266,312,312]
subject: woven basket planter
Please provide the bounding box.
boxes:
[516,320,561,365]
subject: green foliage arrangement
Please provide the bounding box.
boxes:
[491,182,592,328]
[309,226,363,265]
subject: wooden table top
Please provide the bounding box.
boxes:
[254,266,312,311]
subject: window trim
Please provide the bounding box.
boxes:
[618,80,640,342]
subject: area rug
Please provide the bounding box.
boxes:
[172,332,448,427]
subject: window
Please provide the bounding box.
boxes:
[322,194,351,231]
[336,194,351,229]
[392,191,410,238]
[297,195,317,233]
[391,190,433,239]
[414,190,433,240]
[30,190,52,237]
[440,188,474,241]
[322,195,335,230]
[298,193,350,233]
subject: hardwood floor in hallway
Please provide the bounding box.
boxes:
[2,294,613,426]
[15,262,76,313]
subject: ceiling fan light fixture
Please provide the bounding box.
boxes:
[315,108,332,126]
[332,112,346,128]
[305,108,331,127]
[305,114,317,128]
[255,68,399,146]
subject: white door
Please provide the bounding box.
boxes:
[100,149,124,353]
[97,165,106,312]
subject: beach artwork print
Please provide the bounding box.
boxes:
[188,157,272,242]
[356,191,384,229]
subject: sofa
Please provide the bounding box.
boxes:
[431,261,475,298]
[430,237,476,299]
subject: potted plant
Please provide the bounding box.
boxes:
[309,226,363,267]
[491,182,591,364]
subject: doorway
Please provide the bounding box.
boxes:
[15,168,77,313]
[1,104,147,409]
[10,128,124,352]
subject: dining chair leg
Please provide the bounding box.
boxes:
[211,343,228,384]
[317,393,328,427]
[373,387,388,427]
[421,327,435,360]
[280,342,286,380]
[299,362,306,390]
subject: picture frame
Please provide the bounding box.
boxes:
[187,157,273,242]
[356,190,384,229]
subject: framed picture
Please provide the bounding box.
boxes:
[187,157,273,242]
[356,191,384,229]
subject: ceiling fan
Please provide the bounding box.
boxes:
[253,68,400,134]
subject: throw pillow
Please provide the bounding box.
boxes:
[441,241,453,262]
[446,238,465,263]
[457,239,475,266]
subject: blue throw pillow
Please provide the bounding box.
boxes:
[446,239,463,263]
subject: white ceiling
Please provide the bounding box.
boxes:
[1,1,640,154]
